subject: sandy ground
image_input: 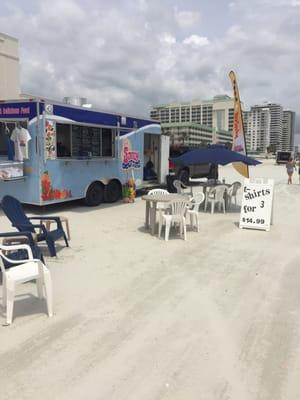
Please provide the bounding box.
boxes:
[0,159,300,400]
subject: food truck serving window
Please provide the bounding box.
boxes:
[56,123,115,158]
[102,128,114,157]
[56,124,71,157]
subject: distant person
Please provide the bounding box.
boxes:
[286,157,296,184]
[143,159,157,180]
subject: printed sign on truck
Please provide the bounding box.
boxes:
[121,138,141,170]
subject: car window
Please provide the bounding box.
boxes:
[170,147,190,158]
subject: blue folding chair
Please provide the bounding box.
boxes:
[1,195,69,257]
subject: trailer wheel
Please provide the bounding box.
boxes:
[85,182,104,206]
[104,180,122,203]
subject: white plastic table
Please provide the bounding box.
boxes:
[198,182,231,210]
[142,193,188,235]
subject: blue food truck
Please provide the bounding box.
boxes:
[0,98,169,206]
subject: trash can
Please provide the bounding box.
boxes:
[166,174,177,193]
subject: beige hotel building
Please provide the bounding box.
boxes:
[0,32,20,99]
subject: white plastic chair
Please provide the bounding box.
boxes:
[148,189,170,210]
[158,200,188,241]
[173,180,193,196]
[148,188,170,225]
[204,185,227,214]
[186,192,205,231]
[227,181,241,208]
[0,244,53,325]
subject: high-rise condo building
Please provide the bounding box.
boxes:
[244,103,295,152]
[243,107,271,152]
[0,32,20,99]
[282,111,295,152]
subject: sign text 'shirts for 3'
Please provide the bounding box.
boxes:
[239,179,274,231]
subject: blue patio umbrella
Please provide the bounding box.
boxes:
[172,144,261,166]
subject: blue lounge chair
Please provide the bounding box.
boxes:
[1,195,69,257]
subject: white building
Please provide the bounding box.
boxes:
[245,103,295,152]
[282,111,295,151]
[150,95,235,147]
[161,122,232,148]
[244,107,271,152]
[150,95,235,133]
[0,32,20,99]
[212,95,235,132]
[246,103,284,152]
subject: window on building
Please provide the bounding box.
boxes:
[215,110,225,130]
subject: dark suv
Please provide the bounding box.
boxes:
[169,146,218,185]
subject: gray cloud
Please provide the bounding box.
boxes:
[1,0,300,136]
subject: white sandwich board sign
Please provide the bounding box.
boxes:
[239,178,274,231]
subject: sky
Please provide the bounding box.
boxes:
[1,0,300,139]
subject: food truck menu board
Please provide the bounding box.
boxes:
[239,178,274,232]
[71,125,101,157]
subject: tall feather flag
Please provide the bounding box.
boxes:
[229,71,249,178]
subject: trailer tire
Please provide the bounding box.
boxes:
[104,180,122,203]
[85,182,104,206]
